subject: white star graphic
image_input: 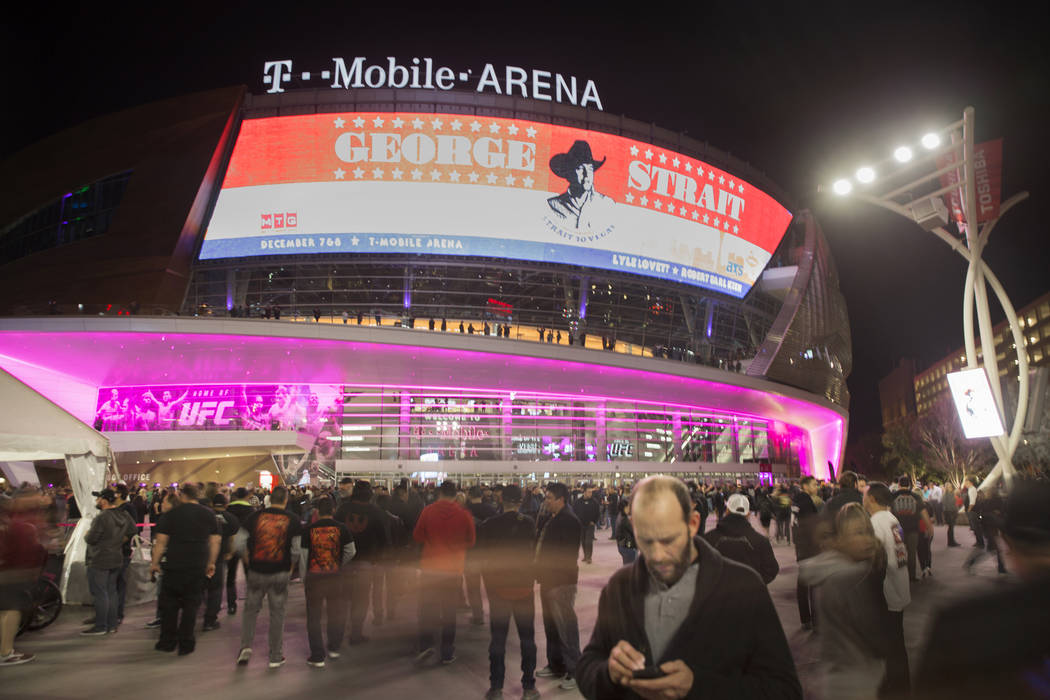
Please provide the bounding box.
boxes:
[507,124,519,135]
[718,175,725,185]
[334,168,346,179]
[738,184,745,193]
[702,213,710,223]
[691,210,699,220]
[351,236,359,245]
[333,117,346,128]
[522,176,534,188]
[372,116,384,128]
[504,174,516,186]
[640,195,649,206]
[708,171,715,180]
[391,168,404,180]
[630,145,639,156]
[728,179,735,190]
[525,126,537,138]
[353,167,365,179]
[431,118,444,130]
[672,157,680,168]
[644,149,653,160]
[658,153,667,164]
[372,167,384,179]
[489,123,501,134]
[411,169,423,181]
[679,205,687,215]
[391,117,405,128]
[654,200,663,210]
[412,118,425,129]
[696,165,703,176]
[486,173,498,184]
[470,120,482,132]
[468,171,480,183]
[451,119,463,131]
[713,218,720,227]
[430,169,442,181]
[449,171,461,182]
[684,162,692,172]
[352,117,365,128]
[733,225,739,234]
[625,192,634,203]
[723,220,730,230]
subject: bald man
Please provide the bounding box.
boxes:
[576,475,801,700]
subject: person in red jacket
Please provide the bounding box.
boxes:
[413,480,476,666]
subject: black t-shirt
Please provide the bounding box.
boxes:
[891,490,926,533]
[213,510,240,556]
[301,517,353,576]
[156,502,220,571]
[242,507,303,574]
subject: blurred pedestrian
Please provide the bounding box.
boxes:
[534,482,582,691]
[799,503,889,700]
[477,485,538,700]
[914,479,1050,698]
[864,482,911,697]
[414,480,476,666]
[82,488,136,637]
[300,497,355,667]
[0,493,46,666]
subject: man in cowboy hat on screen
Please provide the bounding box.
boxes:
[547,140,615,232]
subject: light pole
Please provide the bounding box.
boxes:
[825,107,1028,490]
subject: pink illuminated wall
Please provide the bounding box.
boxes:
[0,318,846,478]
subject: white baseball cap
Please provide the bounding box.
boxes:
[727,493,750,515]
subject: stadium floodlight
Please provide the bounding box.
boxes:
[820,107,1032,492]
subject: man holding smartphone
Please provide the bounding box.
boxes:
[576,476,801,699]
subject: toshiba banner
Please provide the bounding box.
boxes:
[937,138,1003,227]
[201,113,793,298]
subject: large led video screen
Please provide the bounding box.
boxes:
[201,113,793,297]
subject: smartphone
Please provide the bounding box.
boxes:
[632,666,667,680]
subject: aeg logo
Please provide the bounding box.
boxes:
[260,212,299,230]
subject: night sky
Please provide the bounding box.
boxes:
[4,3,1048,443]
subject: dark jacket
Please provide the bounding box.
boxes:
[335,500,389,563]
[85,507,136,570]
[703,513,779,584]
[576,537,802,700]
[823,488,863,520]
[535,506,582,588]
[792,491,823,560]
[573,497,600,527]
[477,510,536,595]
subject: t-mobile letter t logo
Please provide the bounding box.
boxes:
[263,60,293,93]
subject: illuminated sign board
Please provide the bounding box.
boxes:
[263,57,603,109]
[201,113,793,298]
[946,369,1006,439]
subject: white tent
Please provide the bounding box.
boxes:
[0,367,110,603]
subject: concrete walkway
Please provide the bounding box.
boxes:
[4,519,1009,699]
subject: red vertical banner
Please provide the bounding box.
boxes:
[972,138,1003,223]
[937,138,1003,226]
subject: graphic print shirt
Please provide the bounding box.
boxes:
[301,517,354,575]
[242,507,303,574]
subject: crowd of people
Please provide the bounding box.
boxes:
[2,471,1048,699]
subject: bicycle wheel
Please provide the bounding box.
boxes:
[24,579,63,631]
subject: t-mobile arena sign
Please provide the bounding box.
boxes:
[263,56,604,110]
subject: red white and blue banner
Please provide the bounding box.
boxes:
[201,113,793,298]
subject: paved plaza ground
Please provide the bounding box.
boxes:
[5,518,1012,699]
